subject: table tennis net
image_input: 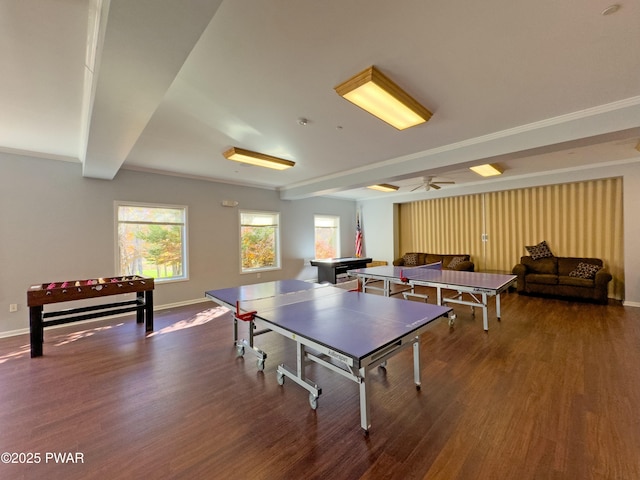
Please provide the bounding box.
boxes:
[396,261,442,277]
[237,284,348,315]
[404,261,442,271]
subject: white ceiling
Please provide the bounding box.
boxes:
[2,0,640,200]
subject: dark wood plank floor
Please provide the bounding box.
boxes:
[1,288,639,480]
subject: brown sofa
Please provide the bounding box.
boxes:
[393,252,474,271]
[512,256,612,304]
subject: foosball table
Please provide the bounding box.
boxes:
[27,275,154,357]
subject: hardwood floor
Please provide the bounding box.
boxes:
[1,289,639,479]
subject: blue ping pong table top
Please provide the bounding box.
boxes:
[205,281,451,362]
[349,264,516,290]
[207,279,321,306]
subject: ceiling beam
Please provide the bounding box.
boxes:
[279,97,640,200]
[81,0,223,180]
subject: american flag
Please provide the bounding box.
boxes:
[355,213,363,258]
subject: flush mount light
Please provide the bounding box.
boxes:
[470,164,503,177]
[223,147,295,170]
[367,183,400,192]
[334,66,432,130]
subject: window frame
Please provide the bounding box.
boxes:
[114,201,189,284]
[239,210,281,274]
[313,214,341,259]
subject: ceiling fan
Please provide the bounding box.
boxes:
[411,176,455,192]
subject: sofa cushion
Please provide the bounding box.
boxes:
[558,257,603,276]
[559,275,595,287]
[447,256,466,269]
[525,240,554,260]
[568,262,601,280]
[425,254,444,265]
[526,274,558,285]
[521,256,558,275]
[403,253,419,267]
[440,254,469,266]
[395,252,473,270]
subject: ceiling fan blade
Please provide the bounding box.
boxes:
[434,181,455,185]
[431,184,441,190]
[410,185,423,192]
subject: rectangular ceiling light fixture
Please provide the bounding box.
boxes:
[470,164,502,177]
[334,66,432,130]
[367,183,400,192]
[223,147,295,170]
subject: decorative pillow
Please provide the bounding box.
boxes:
[403,253,419,267]
[447,256,466,269]
[569,262,601,279]
[525,240,554,260]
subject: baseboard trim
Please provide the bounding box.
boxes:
[622,300,640,308]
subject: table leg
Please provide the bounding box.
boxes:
[482,293,489,331]
[248,317,255,348]
[413,338,421,389]
[233,315,239,344]
[277,342,321,409]
[316,265,336,284]
[136,292,144,324]
[359,366,371,433]
[29,305,44,358]
[496,292,502,319]
[145,290,154,332]
[296,342,305,377]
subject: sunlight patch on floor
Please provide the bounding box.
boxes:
[0,307,230,363]
[147,307,228,337]
[0,344,31,364]
[54,323,125,347]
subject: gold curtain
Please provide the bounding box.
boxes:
[399,194,484,258]
[398,178,624,299]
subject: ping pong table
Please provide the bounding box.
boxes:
[205,279,451,433]
[348,263,517,331]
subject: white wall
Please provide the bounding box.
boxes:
[0,154,357,335]
[357,200,397,265]
[359,159,640,306]
[622,163,640,306]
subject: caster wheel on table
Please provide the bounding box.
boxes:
[236,345,245,357]
[309,393,318,410]
[277,372,285,385]
[257,359,265,371]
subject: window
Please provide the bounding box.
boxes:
[116,202,188,282]
[314,215,340,259]
[240,211,280,272]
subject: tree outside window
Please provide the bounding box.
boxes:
[314,215,340,259]
[116,203,188,281]
[240,211,280,272]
